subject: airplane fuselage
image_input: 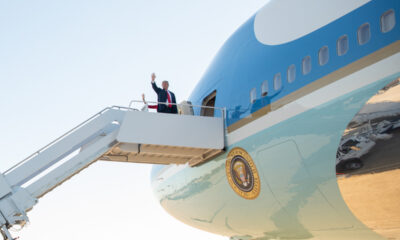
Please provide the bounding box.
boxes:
[151,1,400,239]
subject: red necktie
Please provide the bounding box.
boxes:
[166,91,172,108]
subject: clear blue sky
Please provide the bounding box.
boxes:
[0,1,267,239]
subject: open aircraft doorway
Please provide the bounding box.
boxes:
[201,91,217,117]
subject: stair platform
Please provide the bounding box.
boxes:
[100,110,225,166]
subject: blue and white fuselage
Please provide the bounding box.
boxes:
[151,0,400,239]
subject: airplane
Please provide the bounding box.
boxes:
[0,0,399,239]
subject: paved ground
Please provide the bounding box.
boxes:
[337,126,400,239]
[338,169,400,240]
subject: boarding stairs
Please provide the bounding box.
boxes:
[0,104,225,240]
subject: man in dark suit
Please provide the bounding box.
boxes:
[151,73,178,114]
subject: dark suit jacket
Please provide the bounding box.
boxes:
[151,82,178,113]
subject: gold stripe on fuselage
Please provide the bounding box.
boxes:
[227,40,400,133]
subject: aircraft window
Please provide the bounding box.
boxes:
[381,9,396,33]
[357,23,371,45]
[287,64,296,83]
[261,80,269,96]
[318,46,329,66]
[274,73,282,90]
[337,35,349,56]
[250,88,257,103]
[302,56,311,75]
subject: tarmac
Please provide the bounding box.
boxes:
[337,128,400,240]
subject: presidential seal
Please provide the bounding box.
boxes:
[226,147,260,200]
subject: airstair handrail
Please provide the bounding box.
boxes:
[3,106,133,175]
[128,100,225,111]
[129,100,227,132]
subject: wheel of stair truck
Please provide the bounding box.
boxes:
[336,78,400,240]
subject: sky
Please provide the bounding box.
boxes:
[0,1,267,239]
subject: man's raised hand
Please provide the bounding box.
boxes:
[151,73,156,82]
